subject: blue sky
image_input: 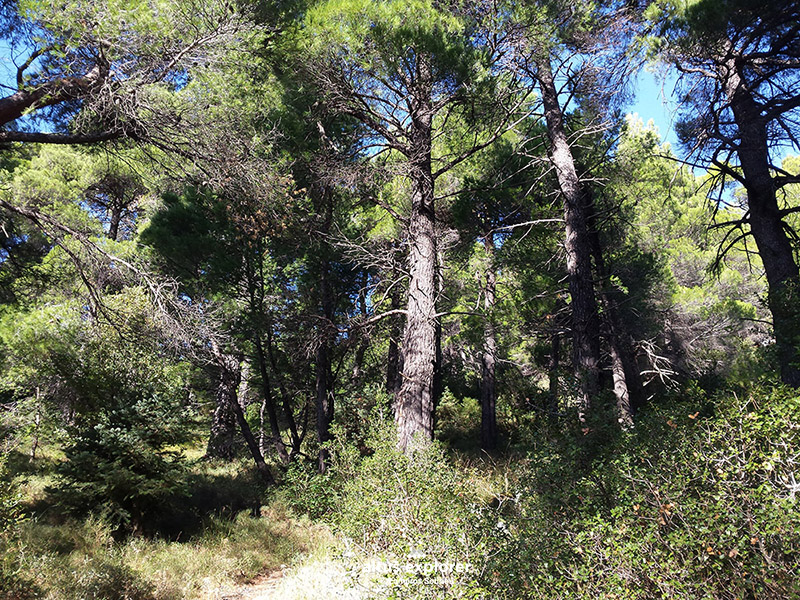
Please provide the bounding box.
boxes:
[626,69,681,150]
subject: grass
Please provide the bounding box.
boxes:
[2,436,335,600]
[7,500,333,600]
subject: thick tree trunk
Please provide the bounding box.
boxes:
[395,69,437,452]
[395,172,437,452]
[432,247,445,432]
[725,61,800,387]
[536,55,601,415]
[206,359,240,461]
[385,247,404,397]
[480,234,498,451]
[207,350,275,484]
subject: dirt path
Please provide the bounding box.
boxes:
[217,569,285,600]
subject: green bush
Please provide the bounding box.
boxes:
[435,388,481,449]
[0,448,37,599]
[278,460,341,519]
[330,414,490,599]
[52,555,155,600]
[485,385,800,599]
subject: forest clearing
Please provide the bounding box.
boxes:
[1,0,799,598]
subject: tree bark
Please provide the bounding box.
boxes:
[108,205,122,241]
[237,360,251,410]
[724,58,800,387]
[314,187,336,473]
[0,64,106,128]
[207,349,275,485]
[586,200,639,426]
[395,60,438,453]
[253,337,290,464]
[315,332,334,472]
[30,387,41,463]
[352,271,369,384]
[314,275,335,474]
[229,377,276,486]
[480,234,498,451]
[536,54,601,415]
[264,328,302,455]
[206,358,240,461]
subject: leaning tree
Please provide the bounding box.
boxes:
[644,0,800,386]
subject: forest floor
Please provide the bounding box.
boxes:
[218,569,285,600]
[214,556,370,600]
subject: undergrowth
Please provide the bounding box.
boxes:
[4,384,799,599]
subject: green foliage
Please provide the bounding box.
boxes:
[304,0,474,84]
[0,287,195,533]
[6,500,326,600]
[485,386,800,598]
[334,406,489,597]
[279,460,341,520]
[435,388,481,448]
[54,393,192,534]
[0,448,23,533]
[604,116,768,380]
[0,449,35,600]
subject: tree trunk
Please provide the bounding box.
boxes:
[725,59,800,387]
[229,378,276,486]
[314,187,336,473]
[432,246,445,433]
[314,255,335,473]
[264,328,302,455]
[253,338,290,464]
[206,359,240,461]
[480,234,498,451]
[315,335,333,472]
[536,54,601,415]
[237,360,250,410]
[585,200,638,426]
[352,271,369,383]
[108,205,122,241]
[395,65,437,453]
[207,349,275,485]
[30,387,41,463]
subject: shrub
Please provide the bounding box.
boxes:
[329,414,490,599]
[485,385,800,599]
[53,393,193,534]
[0,448,37,600]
